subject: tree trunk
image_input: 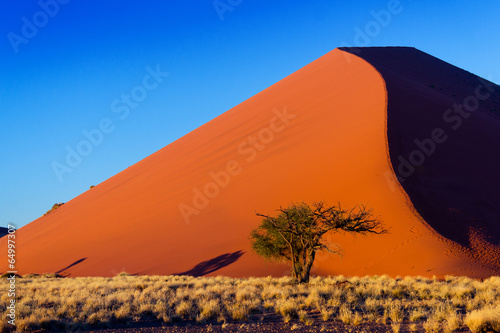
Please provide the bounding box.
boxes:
[297,250,316,283]
[289,240,297,279]
[297,267,310,283]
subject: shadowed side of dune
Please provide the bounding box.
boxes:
[341,47,500,269]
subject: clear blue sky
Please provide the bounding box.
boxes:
[1,0,499,228]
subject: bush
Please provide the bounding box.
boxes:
[0,272,21,279]
[465,305,500,332]
[44,203,64,216]
[23,273,41,279]
[42,273,62,278]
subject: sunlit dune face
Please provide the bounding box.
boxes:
[1,48,498,278]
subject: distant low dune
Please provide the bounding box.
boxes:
[2,47,499,278]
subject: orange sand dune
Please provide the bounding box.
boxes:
[341,47,500,273]
[2,48,499,278]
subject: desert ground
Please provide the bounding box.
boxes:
[1,274,499,332]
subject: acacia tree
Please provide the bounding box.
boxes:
[250,202,387,283]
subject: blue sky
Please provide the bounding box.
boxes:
[1,0,499,228]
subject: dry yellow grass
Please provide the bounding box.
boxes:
[0,274,498,332]
[464,304,500,333]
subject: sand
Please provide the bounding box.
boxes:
[2,48,499,278]
[341,47,500,274]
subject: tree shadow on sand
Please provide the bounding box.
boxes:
[56,258,87,275]
[174,251,244,277]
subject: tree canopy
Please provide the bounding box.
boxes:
[250,202,387,283]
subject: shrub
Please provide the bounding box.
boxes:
[23,273,41,279]
[0,273,21,279]
[44,203,64,215]
[465,305,500,332]
[42,273,62,278]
